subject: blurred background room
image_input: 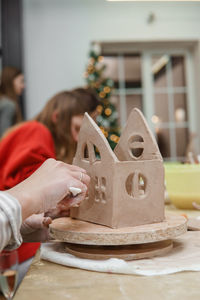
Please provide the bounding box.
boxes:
[1,0,200,163]
[1,1,200,295]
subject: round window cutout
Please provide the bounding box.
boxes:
[128,135,144,159]
[125,172,147,199]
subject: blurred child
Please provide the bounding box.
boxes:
[0,66,25,136]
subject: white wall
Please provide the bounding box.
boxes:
[23,0,200,118]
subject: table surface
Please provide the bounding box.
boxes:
[2,205,200,300]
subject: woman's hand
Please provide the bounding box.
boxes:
[20,214,52,242]
[44,190,86,219]
[7,158,90,221]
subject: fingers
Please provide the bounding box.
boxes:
[70,171,90,187]
[45,208,70,220]
[59,160,90,187]
[24,214,44,229]
[21,213,51,236]
[43,182,88,220]
[65,194,85,208]
[58,210,70,217]
[44,207,60,219]
[43,217,52,227]
[64,163,87,174]
[58,187,87,210]
[46,158,88,175]
[45,159,90,189]
[69,179,88,195]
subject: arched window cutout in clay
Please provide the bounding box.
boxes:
[125,172,147,199]
[94,145,101,161]
[94,176,98,185]
[128,135,144,159]
[82,143,89,161]
[94,176,106,203]
[95,192,100,202]
[139,174,146,195]
[102,177,106,187]
[82,143,101,163]
[94,176,100,202]
[102,192,106,204]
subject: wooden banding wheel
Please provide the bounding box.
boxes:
[50,215,187,260]
[65,240,173,261]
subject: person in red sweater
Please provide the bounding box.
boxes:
[0,88,99,276]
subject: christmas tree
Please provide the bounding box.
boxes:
[84,49,120,150]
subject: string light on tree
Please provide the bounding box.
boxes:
[105,108,112,116]
[84,48,120,149]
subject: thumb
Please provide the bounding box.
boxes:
[21,214,48,235]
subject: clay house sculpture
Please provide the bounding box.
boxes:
[70,108,165,229]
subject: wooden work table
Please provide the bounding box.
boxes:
[2,205,200,300]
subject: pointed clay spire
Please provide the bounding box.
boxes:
[74,113,117,164]
[114,108,162,161]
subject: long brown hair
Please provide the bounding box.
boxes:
[35,88,99,163]
[0,66,23,122]
[0,66,22,101]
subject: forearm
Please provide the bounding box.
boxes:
[0,192,22,251]
[7,183,35,221]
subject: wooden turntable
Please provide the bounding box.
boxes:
[50,215,187,260]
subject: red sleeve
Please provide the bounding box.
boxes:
[0,121,56,190]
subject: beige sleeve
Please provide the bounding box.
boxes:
[0,192,22,251]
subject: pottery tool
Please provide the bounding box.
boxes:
[44,187,82,219]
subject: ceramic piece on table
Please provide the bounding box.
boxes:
[70,108,165,229]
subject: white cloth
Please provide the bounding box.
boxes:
[41,231,200,276]
[0,191,22,251]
